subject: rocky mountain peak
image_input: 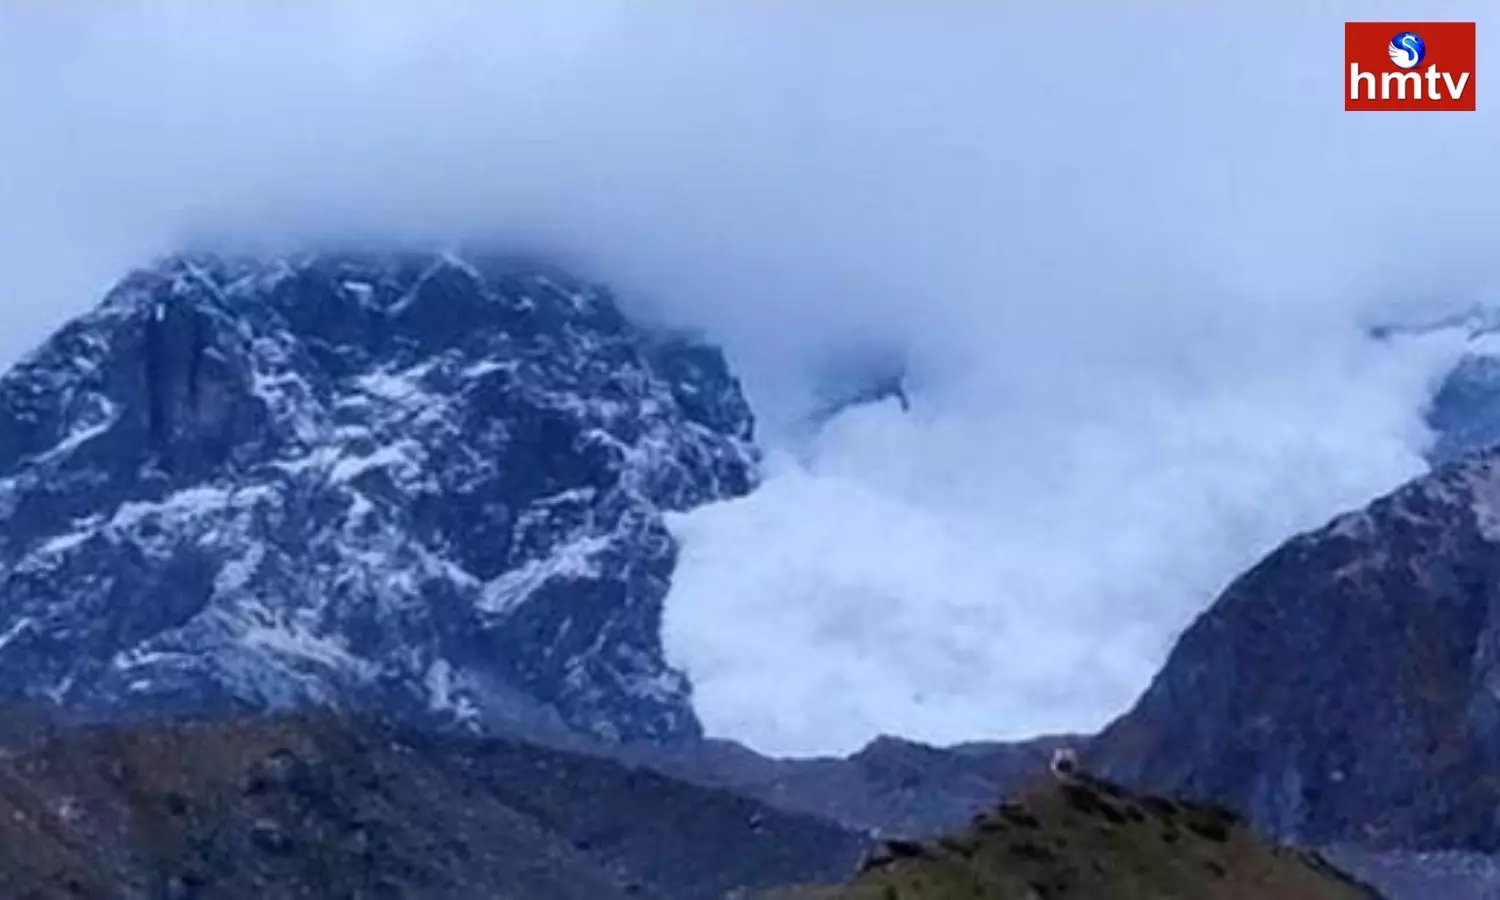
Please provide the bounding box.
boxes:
[0,249,759,744]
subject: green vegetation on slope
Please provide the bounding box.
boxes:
[0,713,864,899]
[760,774,1384,900]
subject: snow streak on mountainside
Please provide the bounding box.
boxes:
[0,251,758,743]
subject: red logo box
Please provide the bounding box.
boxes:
[1345,22,1475,111]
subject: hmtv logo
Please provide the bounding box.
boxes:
[1346,22,1475,110]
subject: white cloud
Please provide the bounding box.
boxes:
[1,2,1498,755]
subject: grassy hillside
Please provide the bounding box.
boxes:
[0,713,864,899]
[758,773,1384,900]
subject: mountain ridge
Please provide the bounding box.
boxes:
[0,709,867,900]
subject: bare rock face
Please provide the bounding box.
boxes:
[0,250,759,744]
[1091,450,1500,851]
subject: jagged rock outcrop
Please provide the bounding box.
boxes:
[0,250,758,743]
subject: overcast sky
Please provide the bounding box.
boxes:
[3,2,1499,756]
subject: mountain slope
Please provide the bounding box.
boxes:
[1090,448,1500,850]
[0,712,865,900]
[758,773,1382,900]
[643,733,1071,839]
[0,251,758,744]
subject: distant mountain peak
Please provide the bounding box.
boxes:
[0,249,759,744]
[1369,304,1500,465]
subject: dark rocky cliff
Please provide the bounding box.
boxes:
[1091,449,1500,851]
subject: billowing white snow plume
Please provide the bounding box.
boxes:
[664,338,1455,754]
[2,2,1499,754]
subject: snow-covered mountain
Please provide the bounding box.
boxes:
[0,250,759,743]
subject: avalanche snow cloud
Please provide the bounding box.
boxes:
[3,2,1500,754]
